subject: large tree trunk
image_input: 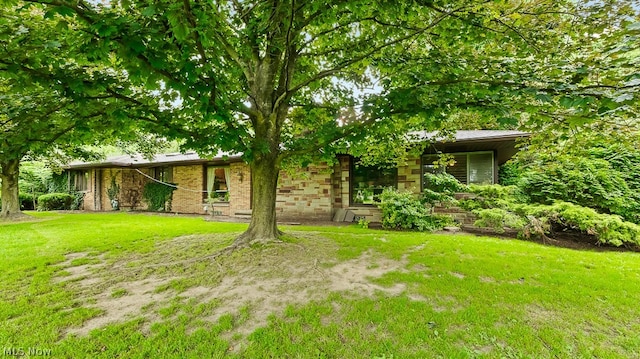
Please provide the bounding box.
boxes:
[236,154,281,245]
[0,159,23,219]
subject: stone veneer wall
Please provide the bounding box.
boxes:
[332,155,422,222]
[275,163,333,220]
[397,157,422,193]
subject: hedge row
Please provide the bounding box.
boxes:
[37,193,75,211]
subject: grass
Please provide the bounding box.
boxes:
[1,212,640,358]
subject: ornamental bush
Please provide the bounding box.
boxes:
[19,193,36,210]
[521,202,640,247]
[422,172,467,206]
[37,193,74,211]
[472,208,526,233]
[460,184,640,248]
[519,152,640,224]
[377,188,454,231]
[142,182,176,211]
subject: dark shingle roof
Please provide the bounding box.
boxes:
[66,130,528,169]
[410,130,529,142]
[66,151,241,169]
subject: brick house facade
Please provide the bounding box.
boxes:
[65,131,527,221]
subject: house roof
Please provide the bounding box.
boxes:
[411,130,529,142]
[66,130,528,169]
[65,151,241,169]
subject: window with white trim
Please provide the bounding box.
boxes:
[422,151,494,187]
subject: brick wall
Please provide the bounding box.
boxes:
[78,155,423,220]
[229,162,251,215]
[332,156,350,210]
[276,163,333,220]
[170,165,205,214]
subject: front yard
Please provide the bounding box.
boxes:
[1,212,639,358]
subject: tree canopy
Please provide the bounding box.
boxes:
[0,5,163,218]
[4,0,639,239]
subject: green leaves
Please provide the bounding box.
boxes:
[43,6,75,19]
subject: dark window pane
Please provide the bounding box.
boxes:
[468,153,493,184]
[351,161,397,204]
[447,154,467,184]
[72,170,88,191]
[153,167,173,183]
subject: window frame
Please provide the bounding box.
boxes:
[421,151,495,189]
[70,170,89,192]
[349,158,398,207]
[151,166,173,183]
[205,166,230,202]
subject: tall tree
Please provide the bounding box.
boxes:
[0,6,163,218]
[14,0,639,241]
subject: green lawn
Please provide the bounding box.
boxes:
[1,212,639,358]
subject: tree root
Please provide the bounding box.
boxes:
[0,212,29,221]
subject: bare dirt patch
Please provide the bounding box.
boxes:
[66,279,172,336]
[54,233,418,341]
[478,275,496,283]
[449,272,466,279]
[524,304,559,329]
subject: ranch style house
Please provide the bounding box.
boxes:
[65,130,528,221]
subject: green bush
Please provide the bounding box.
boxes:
[37,193,74,211]
[519,156,640,224]
[459,184,524,213]
[472,208,526,233]
[48,173,69,193]
[70,191,85,210]
[142,182,176,211]
[19,193,36,210]
[377,188,454,231]
[422,172,467,206]
[462,188,640,247]
[522,202,640,247]
[498,161,522,186]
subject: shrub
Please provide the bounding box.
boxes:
[377,188,454,231]
[522,202,640,247]
[498,161,522,186]
[464,191,640,247]
[519,156,640,224]
[48,173,69,193]
[70,191,85,210]
[19,193,36,210]
[37,193,74,211]
[472,208,526,233]
[459,184,523,211]
[106,176,121,210]
[142,182,176,211]
[422,172,467,206]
